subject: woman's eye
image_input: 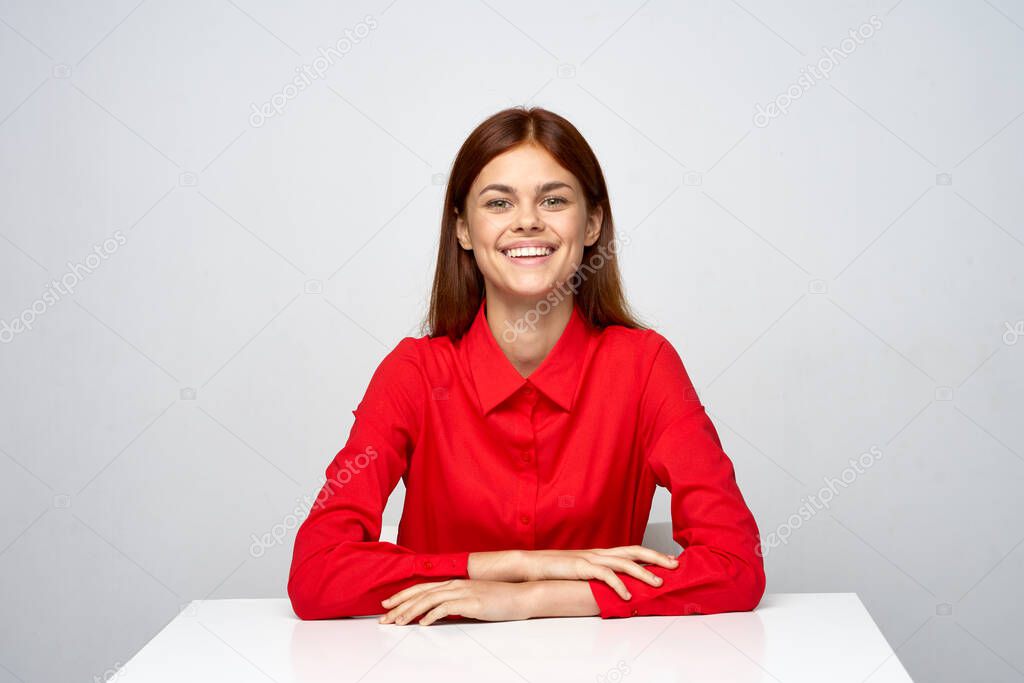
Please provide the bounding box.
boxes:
[542,196,567,207]
[487,199,511,209]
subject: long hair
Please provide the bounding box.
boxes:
[423,106,646,339]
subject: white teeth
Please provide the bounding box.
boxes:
[504,246,554,258]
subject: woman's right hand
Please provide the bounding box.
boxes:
[468,546,679,600]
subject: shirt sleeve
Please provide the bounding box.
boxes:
[588,334,767,618]
[287,337,470,620]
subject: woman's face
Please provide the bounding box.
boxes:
[456,143,602,303]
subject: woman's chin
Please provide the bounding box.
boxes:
[499,281,560,301]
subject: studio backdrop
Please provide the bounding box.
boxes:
[0,1,1022,682]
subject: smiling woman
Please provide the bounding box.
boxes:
[287,106,766,625]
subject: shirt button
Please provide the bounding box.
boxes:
[519,514,531,525]
[523,385,536,397]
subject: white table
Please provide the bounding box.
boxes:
[119,593,913,682]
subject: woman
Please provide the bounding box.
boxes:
[288,106,766,625]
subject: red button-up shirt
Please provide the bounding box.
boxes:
[288,296,766,620]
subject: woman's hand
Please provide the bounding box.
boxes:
[469,546,679,601]
[379,579,535,626]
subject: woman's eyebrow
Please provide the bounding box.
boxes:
[478,181,574,196]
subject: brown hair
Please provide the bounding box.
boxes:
[423,106,647,339]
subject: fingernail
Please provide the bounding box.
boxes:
[625,592,632,600]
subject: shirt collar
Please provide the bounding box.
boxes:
[462,296,594,415]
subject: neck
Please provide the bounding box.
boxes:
[485,292,574,378]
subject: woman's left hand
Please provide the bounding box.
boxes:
[379,579,534,626]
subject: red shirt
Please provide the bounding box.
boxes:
[288,296,766,620]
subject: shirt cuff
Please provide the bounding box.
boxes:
[588,577,641,618]
[412,551,471,578]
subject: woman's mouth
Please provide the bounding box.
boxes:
[500,245,558,266]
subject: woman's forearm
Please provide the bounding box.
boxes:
[467,550,526,581]
[525,580,602,618]
[466,551,604,616]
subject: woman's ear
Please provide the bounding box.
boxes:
[584,203,603,247]
[455,208,472,250]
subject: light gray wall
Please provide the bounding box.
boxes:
[1,1,1022,681]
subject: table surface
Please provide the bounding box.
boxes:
[118,593,913,682]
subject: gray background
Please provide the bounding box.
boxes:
[1,0,1023,681]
